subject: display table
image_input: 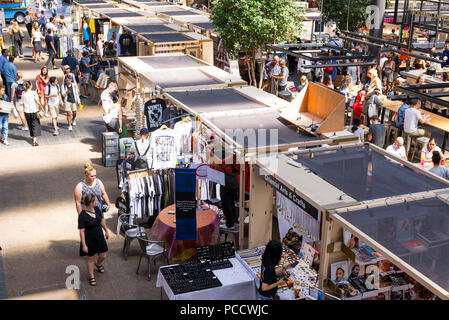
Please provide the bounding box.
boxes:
[150,204,219,262]
[156,258,257,300]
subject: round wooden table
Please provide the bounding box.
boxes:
[149,204,219,262]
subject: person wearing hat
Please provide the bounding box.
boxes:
[296,75,308,93]
[61,50,80,84]
[129,128,152,168]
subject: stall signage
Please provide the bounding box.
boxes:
[175,168,197,240]
[263,174,319,220]
[414,11,449,22]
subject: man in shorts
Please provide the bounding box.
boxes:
[61,74,80,131]
[79,51,98,98]
[45,76,63,135]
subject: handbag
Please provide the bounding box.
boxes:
[12,106,18,118]
[37,109,45,119]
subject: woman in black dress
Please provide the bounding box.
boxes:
[78,194,109,286]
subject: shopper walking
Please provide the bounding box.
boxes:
[10,71,28,131]
[258,240,292,300]
[61,75,80,131]
[22,81,43,146]
[0,85,10,145]
[78,194,109,287]
[25,11,33,38]
[9,22,24,58]
[45,28,57,69]
[61,50,80,83]
[74,163,112,215]
[36,66,49,116]
[45,76,63,136]
[3,56,17,98]
[80,51,98,97]
[0,49,8,86]
[31,21,44,63]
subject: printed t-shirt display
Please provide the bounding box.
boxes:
[149,127,179,170]
[144,98,167,132]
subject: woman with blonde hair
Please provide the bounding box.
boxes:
[96,34,105,58]
[74,163,112,215]
[22,81,43,146]
[9,21,24,58]
[31,21,44,63]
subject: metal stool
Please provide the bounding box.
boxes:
[219,225,239,250]
[410,137,430,163]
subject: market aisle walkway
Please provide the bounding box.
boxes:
[0,30,164,300]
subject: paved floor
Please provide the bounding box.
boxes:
[0,16,167,300]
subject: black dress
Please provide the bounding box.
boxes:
[78,207,108,257]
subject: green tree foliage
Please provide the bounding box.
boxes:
[322,0,390,32]
[211,0,304,86]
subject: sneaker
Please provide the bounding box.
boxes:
[32,141,38,146]
[53,130,59,136]
[68,125,72,132]
[3,140,9,146]
[72,120,77,126]
[45,113,50,118]
[21,126,29,131]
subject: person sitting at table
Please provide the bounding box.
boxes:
[367,115,386,147]
[321,72,333,89]
[394,99,411,131]
[296,75,307,93]
[421,137,445,169]
[352,90,366,124]
[258,240,292,300]
[366,68,382,96]
[386,137,407,161]
[429,151,449,180]
[403,98,431,138]
[416,74,425,85]
[441,42,449,68]
[413,58,426,70]
[348,117,365,142]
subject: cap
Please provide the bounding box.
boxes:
[66,50,73,56]
[140,128,149,135]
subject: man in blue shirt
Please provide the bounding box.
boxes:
[442,43,449,67]
[0,49,9,86]
[395,102,410,130]
[61,50,80,82]
[3,56,17,98]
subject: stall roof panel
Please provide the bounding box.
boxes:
[133,0,171,3]
[141,69,220,89]
[160,10,201,16]
[334,197,449,295]
[125,24,177,33]
[204,110,321,148]
[84,3,114,8]
[136,55,208,69]
[150,5,184,12]
[105,11,147,17]
[115,17,166,25]
[191,22,215,30]
[289,144,448,201]
[139,32,193,43]
[74,0,107,3]
[168,88,274,113]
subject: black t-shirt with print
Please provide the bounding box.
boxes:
[144,98,167,132]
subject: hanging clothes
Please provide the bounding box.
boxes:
[143,98,167,132]
[149,127,179,170]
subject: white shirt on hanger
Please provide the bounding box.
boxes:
[150,128,179,170]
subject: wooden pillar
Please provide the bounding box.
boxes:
[318,212,332,288]
[248,164,273,248]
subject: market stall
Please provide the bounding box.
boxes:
[118,54,246,92]
[253,142,449,299]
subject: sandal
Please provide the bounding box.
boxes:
[88,277,96,286]
[95,264,105,273]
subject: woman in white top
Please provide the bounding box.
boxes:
[96,34,105,58]
[22,81,43,146]
[366,68,382,96]
[348,117,365,142]
[31,21,44,63]
[101,81,122,134]
[421,137,445,169]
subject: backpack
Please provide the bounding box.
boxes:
[15,82,24,99]
[132,141,151,170]
[46,83,60,96]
